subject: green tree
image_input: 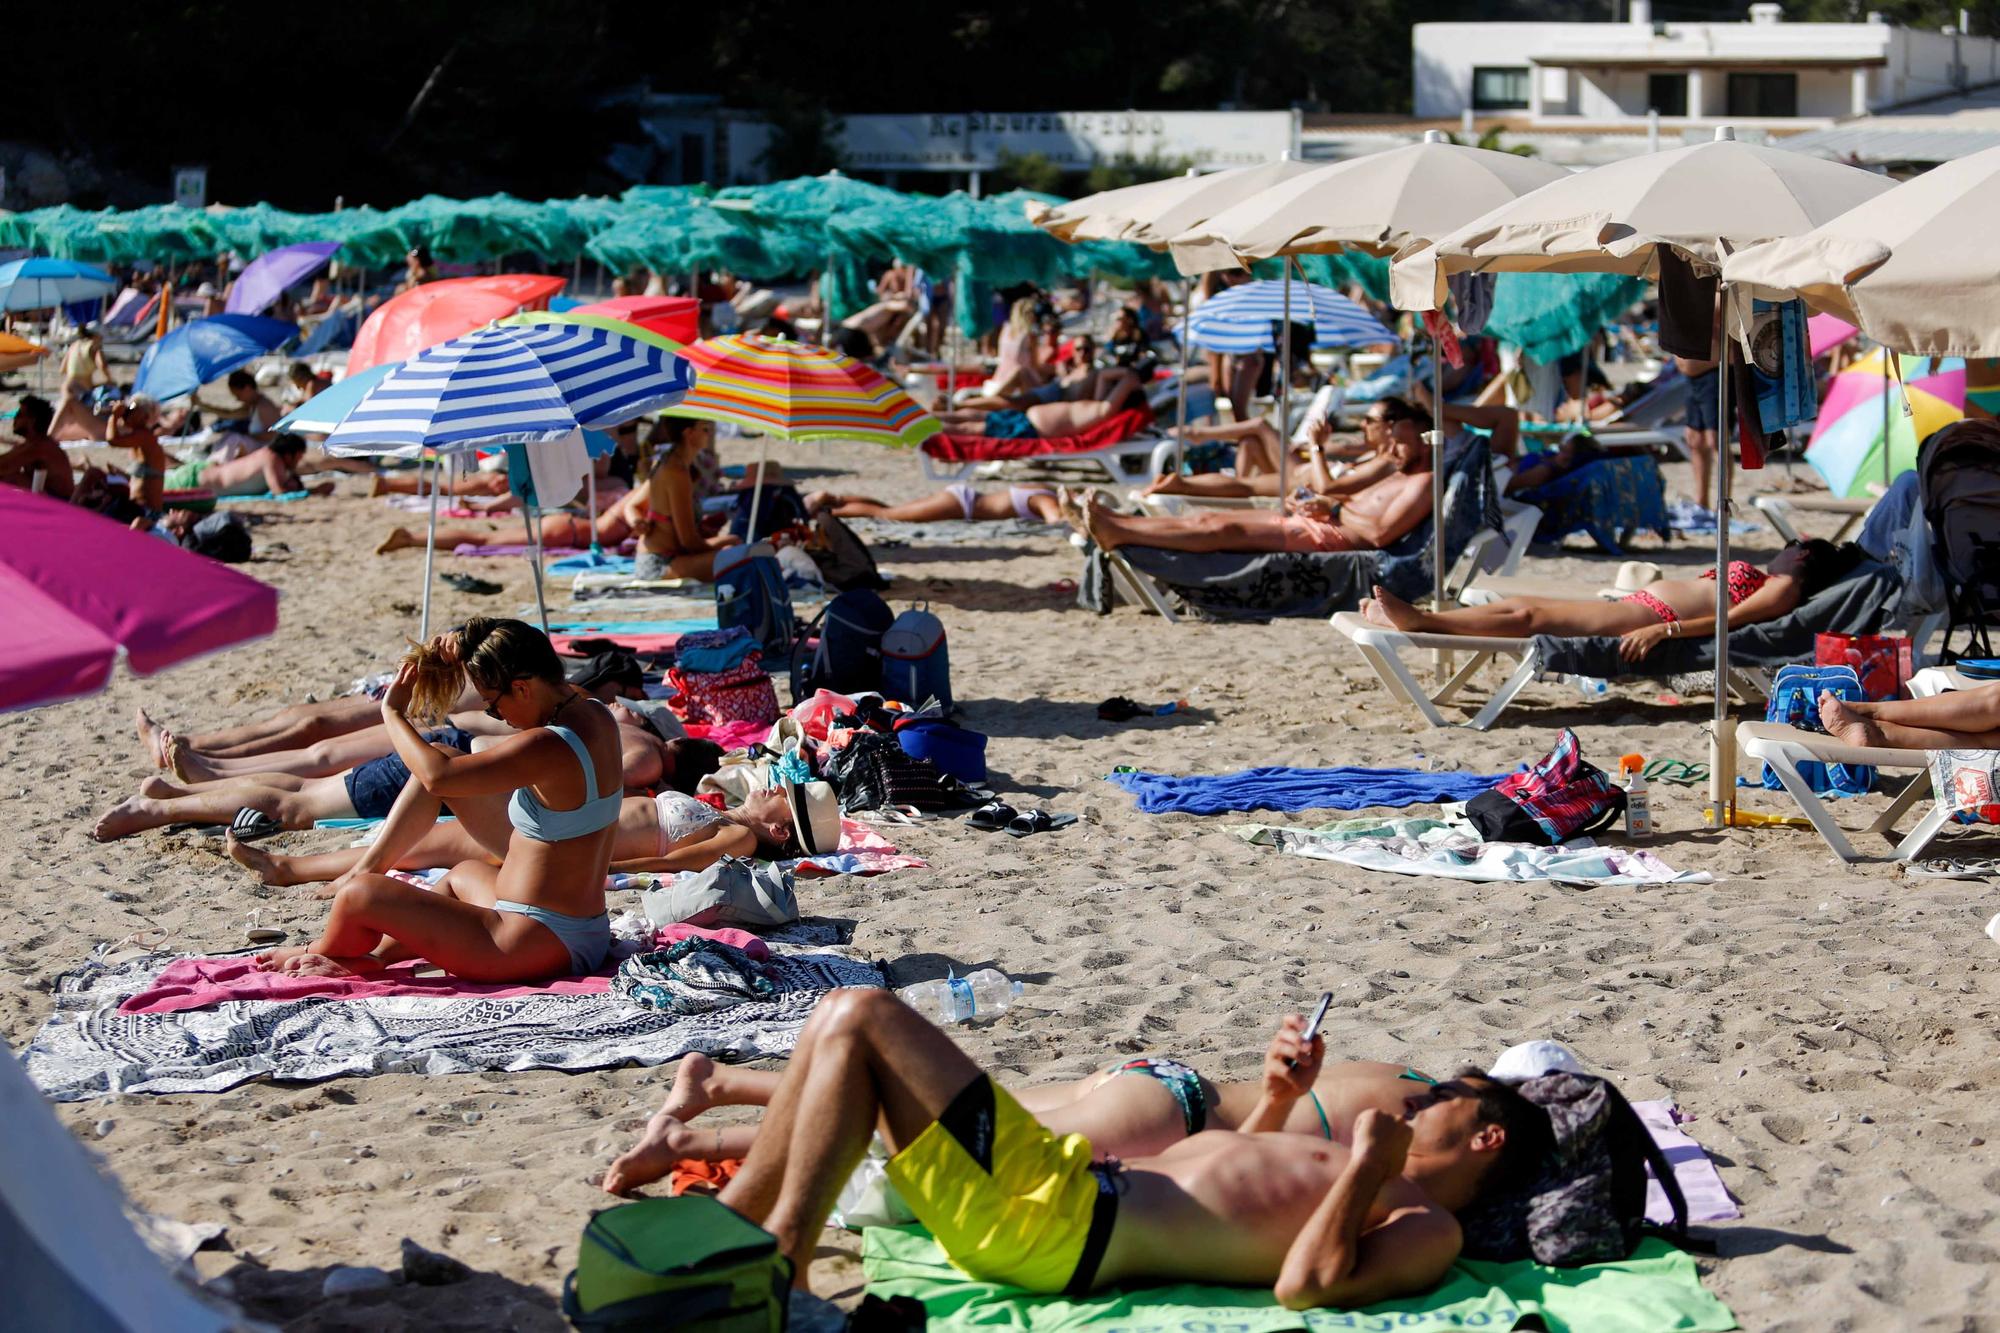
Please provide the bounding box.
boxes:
[994,151,1066,196]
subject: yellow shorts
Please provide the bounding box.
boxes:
[885,1075,1104,1292]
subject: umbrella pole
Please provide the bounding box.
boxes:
[1175,276,1192,472]
[527,498,550,636]
[586,459,601,557]
[1276,260,1293,501]
[1882,348,1892,494]
[745,435,770,545]
[1709,305,1735,827]
[419,456,439,640]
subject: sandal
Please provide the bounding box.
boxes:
[966,801,1017,832]
[442,572,502,595]
[1644,759,1710,787]
[230,807,286,843]
[1003,809,1078,839]
[1904,858,2000,880]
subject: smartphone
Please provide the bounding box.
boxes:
[1288,992,1335,1067]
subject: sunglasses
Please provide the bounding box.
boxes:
[482,678,522,721]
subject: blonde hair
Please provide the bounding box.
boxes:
[1003,296,1038,341]
[400,616,565,724]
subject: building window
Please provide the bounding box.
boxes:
[1472,67,1531,111]
[1728,72,1798,118]
[1648,73,1688,117]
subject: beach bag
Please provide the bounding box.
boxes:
[790,587,894,700]
[714,543,795,660]
[895,717,987,784]
[805,512,888,591]
[1466,730,1624,845]
[1458,1073,1688,1267]
[643,857,800,929]
[1927,750,2000,826]
[1814,633,1912,702]
[563,1195,790,1333]
[823,730,966,813]
[178,511,252,563]
[668,658,779,728]
[727,483,810,543]
[1761,664,1872,796]
[879,604,951,710]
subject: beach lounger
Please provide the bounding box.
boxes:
[1734,722,1947,862]
[1750,492,1875,544]
[921,408,1170,484]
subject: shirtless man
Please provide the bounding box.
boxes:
[165,433,332,499]
[1074,408,1436,556]
[0,396,74,499]
[937,368,1150,441]
[1820,680,2000,749]
[683,992,1547,1307]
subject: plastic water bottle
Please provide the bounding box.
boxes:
[897,969,1024,1024]
[1571,675,1611,700]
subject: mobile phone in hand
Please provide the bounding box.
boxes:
[1288,992,1335,1067]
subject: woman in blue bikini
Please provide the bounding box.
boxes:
[256,618,622,982]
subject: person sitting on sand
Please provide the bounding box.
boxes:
[1820,681,2000,750]
[250,618,630,981]
[0,395,75,500]
[1071,404,1436,555]
[802,483,1060,525]
[636,417,737,581]
[105,395,169,512]
[163,432,332,499]
[936,365,1151,441]
[640,991,1548,1307]
[221,369,284,444]
[1358,538,1857,663]
[604,1045,1488,1195]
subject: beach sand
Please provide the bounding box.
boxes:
[4,432,1998,1330]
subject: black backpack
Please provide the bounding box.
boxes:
[1457,1072,1689,1267]
[1917,419,2000,659]
[790,588,894,700]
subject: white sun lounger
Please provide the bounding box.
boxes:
[1734,721,1948,863]
[1333,611,1772,730]
[1749,493,1875,545]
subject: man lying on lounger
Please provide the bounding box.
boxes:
[682,991,1549,1306]
[1821,680,2000,750]
[1071,398,1435,555]
[935,367,1151,441]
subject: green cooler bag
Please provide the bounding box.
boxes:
[563,1196,791,1332]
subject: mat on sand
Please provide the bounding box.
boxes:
[862,1227,1736,1333]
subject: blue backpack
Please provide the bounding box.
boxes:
[790,587,894,699]
[880,604,951,711]
[713,543,795,660]
[1762,664,1872,796]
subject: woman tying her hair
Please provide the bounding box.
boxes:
[255,617,622,981]
[1360,538,1860,663]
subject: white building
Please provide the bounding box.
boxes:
[1414,3,2000,132]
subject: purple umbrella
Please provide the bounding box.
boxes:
[224,241,341,316]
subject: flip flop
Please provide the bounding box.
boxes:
[1003,810,1077,838]
[1904,858,2000,880]
[1644,759,1710,787]
[442,572,502,595]
[229,807,286,843]
[966,801,1018,832]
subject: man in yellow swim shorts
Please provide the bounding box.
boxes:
[711,989,1551,1308]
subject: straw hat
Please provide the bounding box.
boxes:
[785,780,841,857]
[1597,560,1662,600]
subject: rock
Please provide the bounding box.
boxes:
[94,1119,114,1138]
[321,1266,395,1297]
[400,1237,473,1286]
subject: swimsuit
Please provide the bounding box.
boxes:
[885,1075,1110,1294]
[492,899,611,973]
[495,710,618,974]
[1621,560,1770,625]
[654,789,723,855]
[1010,486,1055,523]
[1108,1057,1207,1136]
[981,408,1039,440]
[944,482,978,520]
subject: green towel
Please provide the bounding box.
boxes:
[862,1226,1736,1333]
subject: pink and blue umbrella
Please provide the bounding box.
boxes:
[224,241,340,317]
[1806,348,1965,498]
[134,313,297,402]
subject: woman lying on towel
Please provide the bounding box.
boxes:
[1070,411,1436,555]
[240,618,631,980]
[602,1047,1471,1195]
[375,482,645,555]
[1821,681,2000,750]
[934,366,1151,441]
[802,483,1061,525]
[1360,538,1859,663]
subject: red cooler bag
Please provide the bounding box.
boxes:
[1814,633,1912,702]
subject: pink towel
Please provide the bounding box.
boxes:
[453,543,585,558]
[686,719,772,751]
[1636,1099,1741,1223]
[120,955,613,1016]
[652,924,770,958]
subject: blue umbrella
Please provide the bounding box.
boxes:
[1183,279,1399,353]
[134,314,298,402]
[0,257,116,312]
[224,241,340,317]
[272,361,397,433]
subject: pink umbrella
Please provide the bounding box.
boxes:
[0,489,279,710]
[1808,313,1858,359]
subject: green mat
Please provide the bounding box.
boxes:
[862,1226,1735,1333]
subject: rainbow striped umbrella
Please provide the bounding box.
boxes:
[665,334,939,448]
[1806,347,1965,498]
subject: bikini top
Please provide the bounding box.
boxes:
[508,718,623,843]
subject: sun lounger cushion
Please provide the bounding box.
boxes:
[1529,559,1902,679]
[923,407,1154,463]
[1517,454,1671,555]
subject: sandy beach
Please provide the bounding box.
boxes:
[5,432,1999,1330]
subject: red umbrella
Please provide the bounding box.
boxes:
[349,274,567,372]
[569,295,698,346]
[0,489,278,711]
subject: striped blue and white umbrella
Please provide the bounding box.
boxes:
[325,320,695,458]
[1183,279,1398,353]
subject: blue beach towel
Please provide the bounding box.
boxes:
[1106,766,1512,816]
[549,552,634,576]
[544,618,719,635]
